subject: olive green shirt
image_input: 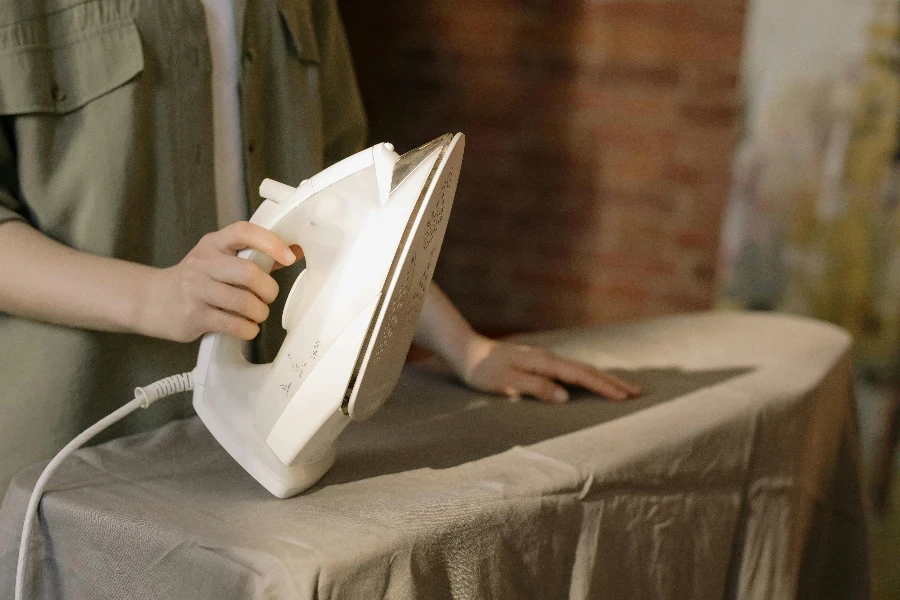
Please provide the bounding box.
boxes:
[0,0,367,492]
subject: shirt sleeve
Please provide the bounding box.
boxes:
[0,119,26,226]
[314,0,368,166]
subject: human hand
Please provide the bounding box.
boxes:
[139,222,303,342]
[458,334,642,403]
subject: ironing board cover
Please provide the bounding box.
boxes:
[0,312,870,599]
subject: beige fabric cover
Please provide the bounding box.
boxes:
[0,312,870,599]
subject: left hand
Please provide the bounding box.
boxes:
[457,335,642,404]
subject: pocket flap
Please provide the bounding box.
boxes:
[277,0,321,64]
[0,19,144,115]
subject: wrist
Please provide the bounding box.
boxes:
[130,265,168,339]
[450,331,494,383]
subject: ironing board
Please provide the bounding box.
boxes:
[0,312,870,599]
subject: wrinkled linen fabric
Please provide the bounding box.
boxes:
[0,312,870,599]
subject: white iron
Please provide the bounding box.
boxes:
[192,133,465,497]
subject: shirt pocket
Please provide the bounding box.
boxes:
[277,0,321,65]
[0,12,144,116]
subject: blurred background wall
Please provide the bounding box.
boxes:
[339,0,746,333]
[742,0,877,132]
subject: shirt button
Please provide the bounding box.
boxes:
[248,140,256,153]
[244,49,255,63]
[51,85,66,103]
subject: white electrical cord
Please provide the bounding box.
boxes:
[14,372,194,600]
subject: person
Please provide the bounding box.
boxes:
[0,0,640,494]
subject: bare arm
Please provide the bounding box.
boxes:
[0,220,155,333]
[0,220,299,342]
[1,218,641,402]
[414,283,642,403]
[412,283,477,375]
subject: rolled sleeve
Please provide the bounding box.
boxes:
[0,195,25,226]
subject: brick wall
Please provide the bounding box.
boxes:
[339,0,747,334]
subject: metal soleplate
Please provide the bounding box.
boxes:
[344,133,465,420]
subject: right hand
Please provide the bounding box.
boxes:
[139,221,302,342]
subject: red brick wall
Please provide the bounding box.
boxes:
[339,0,746,333]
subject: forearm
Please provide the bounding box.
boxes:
[0,220,156,334]
[414,284,480,372]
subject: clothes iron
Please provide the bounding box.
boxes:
[14,134,463,598]
[192,133,465,497]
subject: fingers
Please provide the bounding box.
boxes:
[207,256,280,303]
[203,309,260,341]
[504,369,571,404]
[213,221,297,267]
[173,222,299,341]
[515,346,641,402]
[272,245,304,272]
[595,370,642,397]
[202,280,270,324]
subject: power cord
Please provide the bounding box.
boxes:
[14,372,194,600]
